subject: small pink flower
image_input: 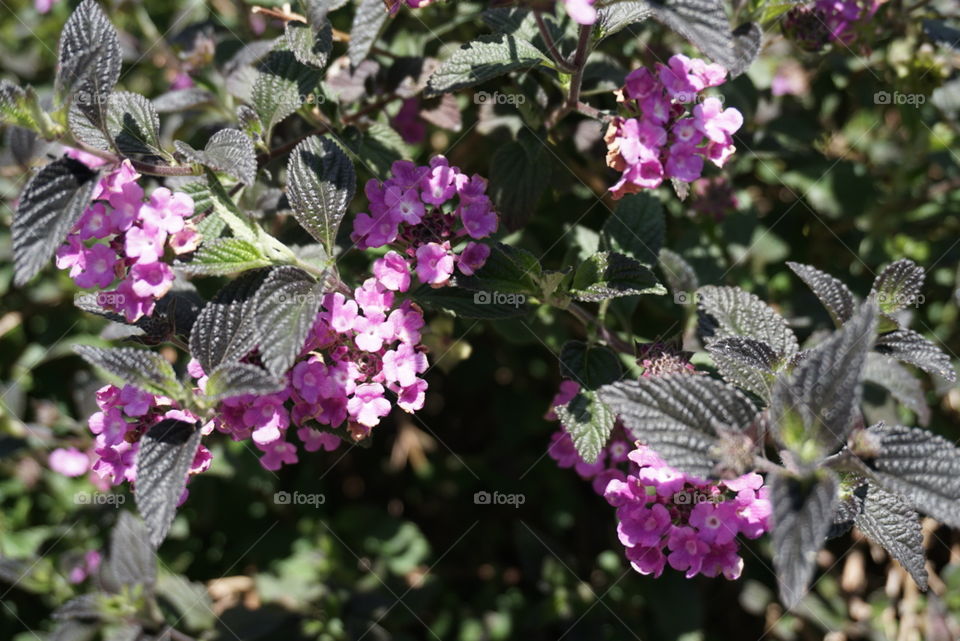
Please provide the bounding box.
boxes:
[373,251,412,292]
[49,448,90,477]
[347,383,391,427]
[73,244,118,289]
[415,243,455,285]
[128,261,174,299]
[457,242,490,276]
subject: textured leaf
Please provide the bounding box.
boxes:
[863,353,930,425]
[707,336,780,400]
[425,34,549,97]
[600,375,758,477]
[286,19,333,69]
[176,129,256,185]
[74,346,182,398]
[858,424,960,529]
[252,43,322,136]
[0,80,38,129]
[697,285,798,357]
[571,251,666,302]
[875,328,956,382]
[769,471,839,609]
[787,262,855,327]
[237,105,263,142]
[107,511,156,590]
[253,266,326,377]
[595,1,653,40]
[178,238,271,276]
[771,303,877,453]
[870,259,925,315]
[348,0,390,66]
[489,135,552,231]
[189,269,270,372]
[56,0,122,128]
[728,22,762,77]
[342,122,412,177]
[12,157,99,286]
[152,87,216,113]
[107,91,162,158]
[854,483,928,590]
[560,341,623,390]
[204,362,285,403]
[644,0,736,71]
[601,193,665,267]
[52,594,102,621]
[659,248,699,302]
[411,285,530,319]
[555,390,616,464]
[286,135,356,253]
[49,621,98,641]
[134,419,202,547]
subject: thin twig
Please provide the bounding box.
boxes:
[534,11,577,73]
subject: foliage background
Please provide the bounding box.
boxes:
[2,0,960,639]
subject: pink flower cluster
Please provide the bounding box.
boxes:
[783,0,878,50]
[546,375,770,580]
[205,270,428,471]
[85,383,210,490]
[604,55,743,199]
[55,155,200,322]
[351,156,497,288]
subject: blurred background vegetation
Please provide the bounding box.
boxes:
[2,0,960,639]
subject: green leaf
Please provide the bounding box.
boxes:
[787,262,855,328]
[74,345,182,399]
[105,91,163,159]
[105,512,156,591]
[175,128,256,185]
[56,0,122,129]
[425,34,550,97]
[875,328,956,382]
[178,238,272,276]
[555,390,615,464]
[707,336,780,400]
[348,0,389,66]
[204,362,285,403]
[489,133,552,230]
[863,353,931,426]
[600,375,758,478]
[854,483,928,590]
[342,122,412,177]
[12,157,100,286]
[286,135,356,254]
[643,0,736,71]
[189,269,271,372]
[697,285,798,357]
[152,87,216,113]
[601,193,664,267]
[204,171,258,241]
[570,251,665,302]
[771,303,877,455]
[237,105,263,142]
[0,80,39,130]
[870,259,925,316]
[134,419,202,547]
[595,1,654,40]
[769,470,839,610]
[285,19,333,69]
[458,242,542,295]
[729,22,762,77]
[659,248,699,302]
[855,423,960,529]
[252,266,326,377]
[412,285,530,319]
[52,595,103,621]
[559,340,622,390]
[252,43,322,138]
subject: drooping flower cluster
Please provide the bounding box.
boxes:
[207,269,429,471]
[603,447,771,580]
[605,55,744,198]
[783,0,878,50]
[352,157,497,287]
[546,350,770,580]
[55,155,200,322]
[85,383,209,490]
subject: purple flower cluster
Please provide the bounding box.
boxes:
[783,0,878,50]
[86,383,210,492]
[352,156,497,287]
[603,448,771,580]
[205,270,428,471]
[604,55,743,198]
[55,155,200,322]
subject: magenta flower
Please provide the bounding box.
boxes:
[129,261,174,299]
[382,343,428,388]
[49,448,90,477]
[259,439,298,471]
[73,244,118,289]
[373,251,412,292]
[693,97,744,144]
[625,544,667,577]
[244,394,290,445]
[415,242,455,285]
[563,0,597,25]
[618,503,672,547]
[107,182,144,232]
[78,203,113,240]
[298,427,341,452]
[347,383,391,427]
[119,385,153,417]
[139,187,192,234]
[666,526,709,577]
